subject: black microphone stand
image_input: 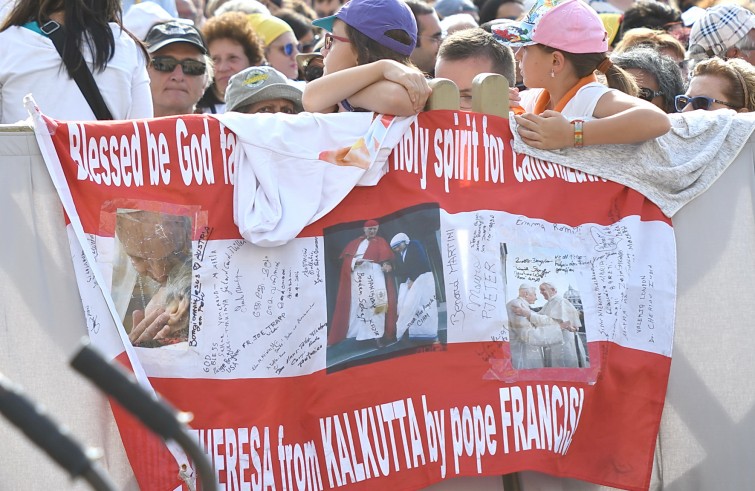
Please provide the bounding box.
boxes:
[70,339,218,491]
[0,373,117,491]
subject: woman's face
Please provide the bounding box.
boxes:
[626,67,665,111]
[298,30,317,53]
[208,38,251,97]
[323,20,358,75]
[266,31,300,79]
[515,45,552,89]
[683,74,736,112]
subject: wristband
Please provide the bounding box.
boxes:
[572,119,584,148]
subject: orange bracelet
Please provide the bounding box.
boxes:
[572,119,584,148]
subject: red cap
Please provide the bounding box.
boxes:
[364,219,379,227]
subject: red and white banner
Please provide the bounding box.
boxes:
[31,107,675,491]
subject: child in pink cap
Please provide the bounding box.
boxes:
[302,0,431,115]
[495,0,670,149]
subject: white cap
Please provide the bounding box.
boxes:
[124,2,175,41]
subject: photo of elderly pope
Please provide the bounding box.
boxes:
[327,219,398,347]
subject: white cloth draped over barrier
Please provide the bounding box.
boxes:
[1,119,753,490]
[223,111,415,247]
[511,110,755,217]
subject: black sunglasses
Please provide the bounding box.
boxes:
[151,56,206,76]
[674,94,739,112]
[638,87,663,102]
[299,35,321,53]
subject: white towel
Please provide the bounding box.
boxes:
[217,111,416,246]
[510,110,755,217]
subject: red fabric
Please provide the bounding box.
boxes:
[327,234,397,346]
[42,111,675,491]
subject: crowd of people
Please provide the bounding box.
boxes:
[1,0,754,126]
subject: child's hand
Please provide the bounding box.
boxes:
[381,60,432,113]
[509,87,521,108]
[514,110,574,150]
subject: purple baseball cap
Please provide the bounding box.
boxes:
[312,0,417,56]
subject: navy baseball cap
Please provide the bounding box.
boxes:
[312,0,417,56]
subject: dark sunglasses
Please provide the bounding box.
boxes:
[299,35,321,53]
[638,87,663,102]
[674,94,739,112]
[151,56,206,76]
[324,32,350,50]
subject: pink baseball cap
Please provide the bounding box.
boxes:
[494,0,608,54]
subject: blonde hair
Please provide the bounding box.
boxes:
[692,57,755,111]
[614,27,686,61]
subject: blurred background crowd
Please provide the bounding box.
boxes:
[0,0,753,125]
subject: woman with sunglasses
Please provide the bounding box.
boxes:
[302,0,431,115]
[612,47,684,114]
[499,0,670,150]
[275,8,320,54]
[198,12,265,114]
[676,58,755,113]
[249,13,301,80]
[0,0,152,122]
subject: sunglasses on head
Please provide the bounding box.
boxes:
[324,32,350,50]
[674,94,739,112]
[638,87,663,102]
[151,56,206,76]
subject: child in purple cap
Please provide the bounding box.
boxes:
[496,0,670,150]
[302,0,431,115]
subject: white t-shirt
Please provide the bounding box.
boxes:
[519,82,613,121]
[218,111,415,246]
[122,0,178,17]
[0,0,14,24]
[0,23,153,123]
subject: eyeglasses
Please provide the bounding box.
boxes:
[299,35,321,53]
[277,43,296,56]
[151,56,207,76]
[687,43,718,59]
[663,21,683,33]
[638,87,663,102]
[674,94,740,112]
[324,32,350,50]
